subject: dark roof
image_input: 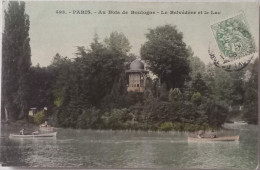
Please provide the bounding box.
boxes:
[125,59,148,73]
[130,60,144,70]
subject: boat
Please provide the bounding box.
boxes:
[9,132,57,138]
[234,121,248,125]
[188,135,239,142]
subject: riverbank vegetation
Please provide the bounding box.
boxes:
[2,1,258,131]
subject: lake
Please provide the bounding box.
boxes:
[0,123,258,169]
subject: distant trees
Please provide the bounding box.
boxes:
[141,25,190,90]
[2,1,31,120]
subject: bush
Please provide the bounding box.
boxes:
[54,97,62,107]
[125,92,143,107]
[101,108,128,129]
[77,108,100,129]
[34,110,45,125]
[191,92,202,105]
[159,122,173,131]
[169,88,182,102]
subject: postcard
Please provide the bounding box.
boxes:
[0,1,259,169]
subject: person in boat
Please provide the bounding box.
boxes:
[41,121,48,127]
[20,128,25,135]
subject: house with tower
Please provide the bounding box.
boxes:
[126,60,148,92]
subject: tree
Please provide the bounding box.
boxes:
[104,31,131,57]
[229,71,246,106]
[169,88,182,104]
[51,33,131,128]
[192,73,209,96]
[188,55,206,80]
[168,88,182,121]
[191,92,202,105]
[29,65,54,109]
[141,25,190,90]
[2,1,31,120]
[243,58,258,124]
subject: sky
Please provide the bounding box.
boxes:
[2,1,259,66]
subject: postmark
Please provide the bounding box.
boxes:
[209,12,256,71]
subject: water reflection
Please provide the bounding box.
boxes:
[0,125,258,169]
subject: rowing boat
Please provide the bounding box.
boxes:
[188,135,239,142]
[9,132,57,138]
[234,121,248,125]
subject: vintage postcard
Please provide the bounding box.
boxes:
[0,0,259,169]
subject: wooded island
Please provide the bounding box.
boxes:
[2,2,258,131]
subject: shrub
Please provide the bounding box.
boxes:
[172,122,184,131]
[34,110,45,125]
[159,122,173,131]
[169,88,182,102]
[77,108,100,129]
[191,92,202,105]
[101,108,128,129]
[54,96,63,107]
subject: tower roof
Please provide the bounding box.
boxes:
[126,59,148,73]
[129,60,144,70]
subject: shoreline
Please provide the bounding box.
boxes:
[2,119,254,134]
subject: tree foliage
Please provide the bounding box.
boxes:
[34,110,45,125]
[2,1,31,120]
[141,25,190,90]
[3,16,257,130]
[243,58,258,124]
[50,33,130,128]
[191,92,202,105]
[104,31,131,56]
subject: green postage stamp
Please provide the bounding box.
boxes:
[211,13,256,61]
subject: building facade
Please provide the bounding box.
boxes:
[126,60,148,92]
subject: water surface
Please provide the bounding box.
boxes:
[0,124,258,169]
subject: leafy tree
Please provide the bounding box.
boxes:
[229,71,246,106]
[158,83,169,101]
[204,64,232,103]
[101,108,128,129]
[169,88,182,105]
[206,100,229,127]
[50,54,72,108]
[77,108,101,129]
[187,47,206,80]
[192,73,209,96]
[104,31,131,57]
[29,65,54,109]
[51,33,131,128]
[34,110,45,125]
[2,1,31,120]
[141,25,190,90]
[243,58,258,124]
